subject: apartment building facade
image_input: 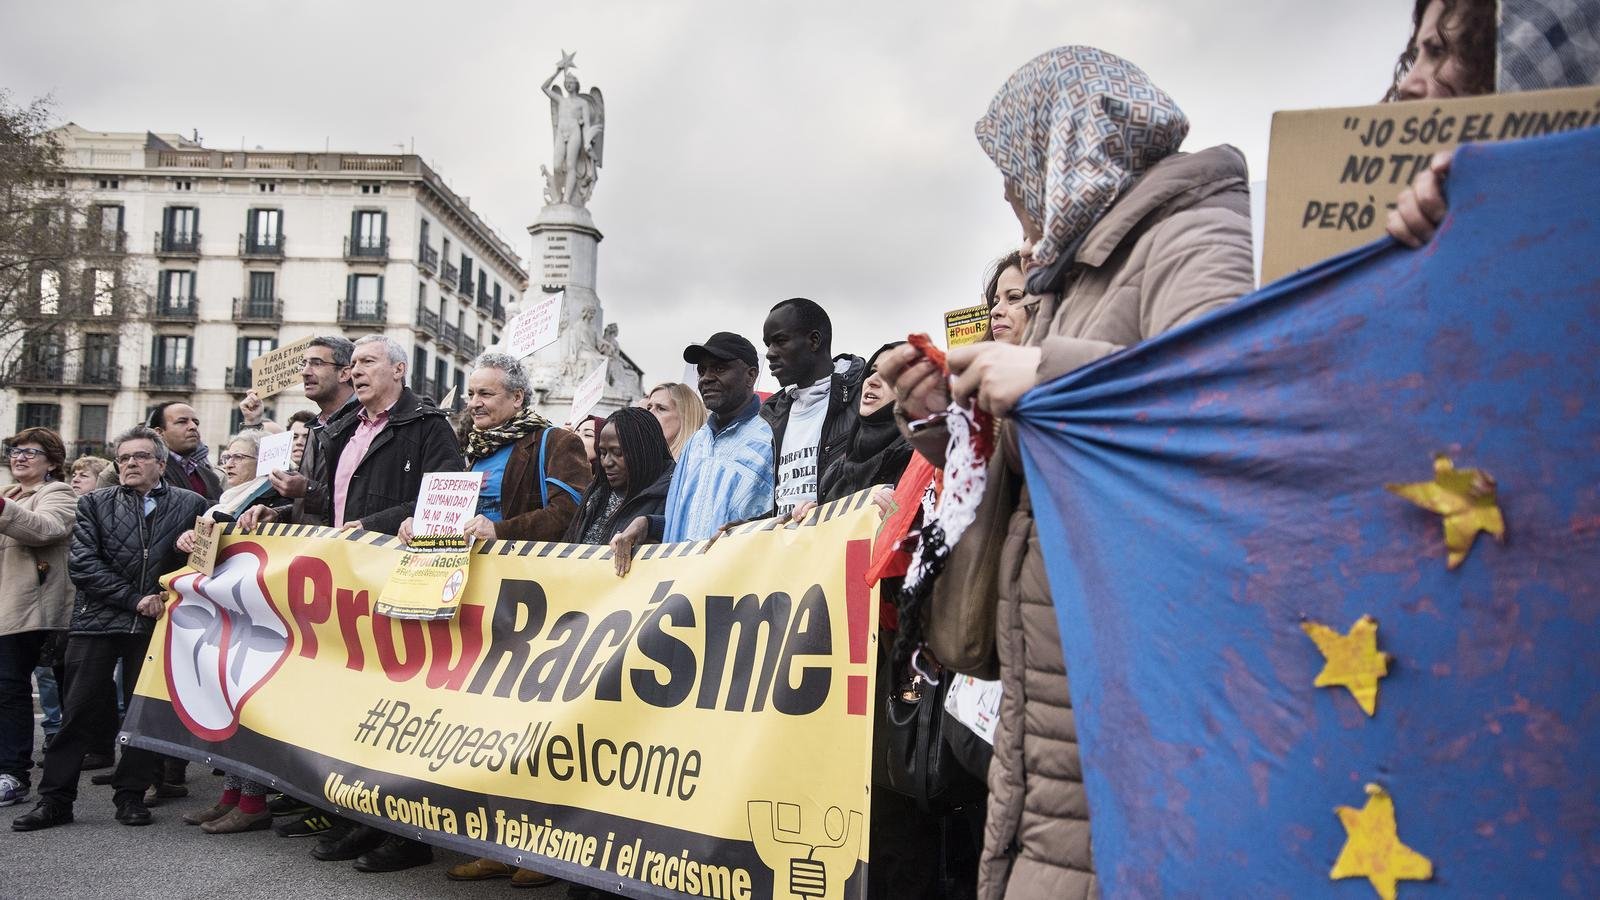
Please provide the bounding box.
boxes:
[2,124,527,457]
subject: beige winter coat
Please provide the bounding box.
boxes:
[0,480,78,637]
[978,145,1257,900]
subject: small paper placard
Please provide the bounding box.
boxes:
[410,471,486,538]
[944,303,989,348]
[376,533,474,621]
[255,430,296,475]
[186,516,220,576]
[250,335,317,400]
[504,291,564,358]
[943,674,1002,746]
[567,358,609,425]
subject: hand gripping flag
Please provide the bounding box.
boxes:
[1012,128,1600,897]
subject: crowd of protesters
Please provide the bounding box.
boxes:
[3,2,1593,896]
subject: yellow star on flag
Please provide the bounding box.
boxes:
[1385,454,1505,569]
[1332,784,1434,900]
[1301,615,1390,716]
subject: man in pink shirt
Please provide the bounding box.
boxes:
[302,335,461,873]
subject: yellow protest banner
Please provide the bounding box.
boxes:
[250,335,318,399]
[943,304,988,348]
[127,493,883,900]
[1261,85,1600,284]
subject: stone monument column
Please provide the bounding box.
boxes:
[519,53,641,420]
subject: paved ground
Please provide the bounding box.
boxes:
[2,716,568,900]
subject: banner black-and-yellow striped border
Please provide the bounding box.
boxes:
[217,487,880,564]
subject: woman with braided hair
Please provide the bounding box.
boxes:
[563,407,676,544]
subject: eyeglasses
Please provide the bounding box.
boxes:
[6,448,45,461]
[219,453,257,464]
[301,358,343,370]
[115,451,158,465]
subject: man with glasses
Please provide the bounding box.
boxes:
[12,426,206,832]
[238,336,357,529]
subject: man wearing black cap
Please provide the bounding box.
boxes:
[610,332,774,572]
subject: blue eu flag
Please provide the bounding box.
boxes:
[1014,128,1600,897]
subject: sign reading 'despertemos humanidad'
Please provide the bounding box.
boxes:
[124,493,884,900]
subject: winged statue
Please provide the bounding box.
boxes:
[541,51,606,207]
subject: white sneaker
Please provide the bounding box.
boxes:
[0,773,24,807]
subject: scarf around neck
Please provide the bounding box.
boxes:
[465,407,552,465]
[975,45,1189,295]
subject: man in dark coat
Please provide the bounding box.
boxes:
[12,426,207,832]
[759,297,865,517]
[148,401,222,503]
[298,334,462,872]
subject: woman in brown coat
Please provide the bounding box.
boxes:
[0,428,77,807]
[882,46,1256,899]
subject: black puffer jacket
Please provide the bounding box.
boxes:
[316,387,465,535]
[69,481,207,636]
[762,353,866,509]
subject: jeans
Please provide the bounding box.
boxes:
[38,634,162,808]
[0,631,49,788]
[34,666,62,732]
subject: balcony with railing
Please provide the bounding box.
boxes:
[492,301,506,325]
[338,299,388,327]
[416,304,439,338]
[460,335,479,359]
[413,377,438,402]
[222,366,255,391]
[419,243,439,273]
[440,261,460,291]
[458,272,473,296]
[151,296,199,323]
[141,365,196,391]
[344,235,389,263]
[233,297,283,323]
[72,363,122,391]
[154,231,201,257]
[439,322,460,352]
[9,360,64,388]
[477,287,493,311]
[239,233,286,260]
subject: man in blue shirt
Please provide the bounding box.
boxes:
[610,332,774,574]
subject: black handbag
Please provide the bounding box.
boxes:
[882,668,987,813]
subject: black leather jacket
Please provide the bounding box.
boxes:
[314,388,465,535]
[761,354,866,510]
[69,481,207,636]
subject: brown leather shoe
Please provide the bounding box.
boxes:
[182,802,235,826]
[446,857,515,881]
[200,806,272,834]
[511,868,556,888]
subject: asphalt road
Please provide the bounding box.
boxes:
[1,718,567,900]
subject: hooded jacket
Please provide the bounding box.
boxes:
[962,144,1256,900]
[68,480,208,636]
[761,353,867,511]
[316,387,465,535]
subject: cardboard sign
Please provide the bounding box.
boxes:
[567,358,609,425]
[185,516,220,576]
[255,430,295,475]
[249,335,317,400]
[410,471,485,537]
[504,291,563,359]
[944,303,989,348]
[1261,84,1600,284]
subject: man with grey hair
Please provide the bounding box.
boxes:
[295,335,461,872]
[13,426,206,832]
[239,335,358,530]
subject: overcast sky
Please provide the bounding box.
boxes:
[1,0,1410,388]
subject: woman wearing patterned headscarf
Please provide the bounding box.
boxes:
[880,46,1255,899]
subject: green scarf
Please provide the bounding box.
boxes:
[465,407,553,465]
